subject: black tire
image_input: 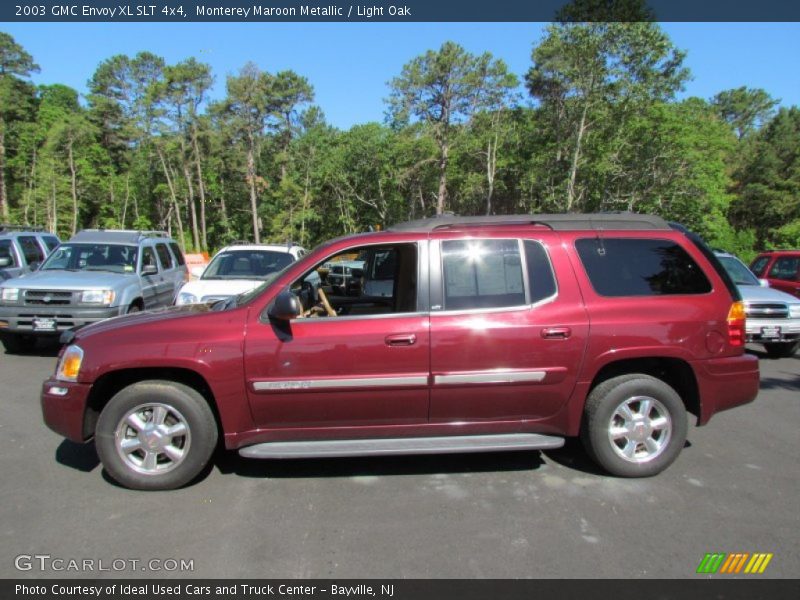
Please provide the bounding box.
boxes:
[764,341,799,359]
[95,380,218,490]
[126,303,141,314]
[581,374,688,478]
[1,333,36,354]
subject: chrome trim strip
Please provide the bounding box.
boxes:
[434,370,546,385]
[253,375,428,392]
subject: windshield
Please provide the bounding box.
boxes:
[202,249,294,280]
[41,243,138,273]
[718,255,760,286]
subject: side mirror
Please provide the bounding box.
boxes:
[0,257,10,268]
[142,264,158,276]
[268,290,302,321]
[190,265,206,279]
[758,278,770,288]
[29,261,40,271]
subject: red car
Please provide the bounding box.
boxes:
[750,250,800,299]
[41,214,760,490]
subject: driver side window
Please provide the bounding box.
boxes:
[291,243,418,318]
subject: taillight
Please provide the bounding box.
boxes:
[727,301,746,346]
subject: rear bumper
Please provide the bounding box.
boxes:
[41,378,93,442]
[693,353,760,425]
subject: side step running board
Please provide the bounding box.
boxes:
[238,433,564,459]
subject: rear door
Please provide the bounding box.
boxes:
[428,233,588,423]
[154,242,178,305]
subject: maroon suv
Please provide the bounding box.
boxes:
[41,214,759,490]
[750,250,800,299]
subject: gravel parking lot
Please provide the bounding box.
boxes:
[0,343,797,579]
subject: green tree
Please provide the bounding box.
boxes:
[0,32,39,221]
[712,87,778,140]
[526,10,688,211]
[388,41,517,215]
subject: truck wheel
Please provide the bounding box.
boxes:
[764,341,799,359]
[1,333,36,354]
[581,374,687,478]
[95,380,218,490]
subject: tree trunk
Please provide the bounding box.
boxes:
[485,132,498,216]
[437,141,449,215]
[181,141,200,251]
[247,136,260,243]
[156,145,185,248]
[191,126,208,250]
[68,139,78,235]
[566,98,590,213]
[0,122,8,221]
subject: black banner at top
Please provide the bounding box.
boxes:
[2,0,800,22]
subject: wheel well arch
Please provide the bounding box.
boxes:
[588,357,700,421]
[129,297,144,310]
[83,367,222,440]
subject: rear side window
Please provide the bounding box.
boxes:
[750,256,770,277]
[768,257,799,281]
[155,243,173,269]
[576,238,712,296]
[42,236,60,252]
[169,242,185,266]
[524,241,557,303]
[19,236,45,264]
[442,239,525,310]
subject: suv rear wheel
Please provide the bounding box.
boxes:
[581,374,687,478]
[95,380,218,490]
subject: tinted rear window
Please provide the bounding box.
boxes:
[576,238,712,297]
[155,243,173,269]
[169,242,185,266]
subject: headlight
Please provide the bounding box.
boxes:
[176,292,199,305]
[790,305,800,318]
[0,288,19,303]
[56,345,84,382]
[80,290,115,305]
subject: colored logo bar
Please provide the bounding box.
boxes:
[697,553,773,574]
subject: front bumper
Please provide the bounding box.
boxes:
[693,353,760,425]
[41,378,94,442]
[745,318,800,343]
[0,305,119,336]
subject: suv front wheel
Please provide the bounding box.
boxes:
[581,374,688,478]
[95,380,218,490]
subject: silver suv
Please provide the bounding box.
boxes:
[0,225,61,281]
[715,251,800,358]
[0,230,186,353]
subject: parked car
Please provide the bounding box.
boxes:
[41,213,759,490]
[175,242,307,306]
[750,250,800,300]
[324,259,365,296]
[0,229,185,353]
[715,251,800,358]
[0,225,60,281]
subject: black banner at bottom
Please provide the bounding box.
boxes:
[5,579,800,600]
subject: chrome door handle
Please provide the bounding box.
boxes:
[385,334,417,346]
[541,327,571,339]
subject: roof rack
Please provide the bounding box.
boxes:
[70,229,171,244]
[0,223,45,233]
[388,212,671,232]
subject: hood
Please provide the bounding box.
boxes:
[737,284,800,305]
[2,269,132,290]
[70,303,212,342]
[179,278,262,300]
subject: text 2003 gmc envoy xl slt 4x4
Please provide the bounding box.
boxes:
[41,214,759,490]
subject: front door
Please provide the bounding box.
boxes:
[428,235,588,423]
[244,241,430,430]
